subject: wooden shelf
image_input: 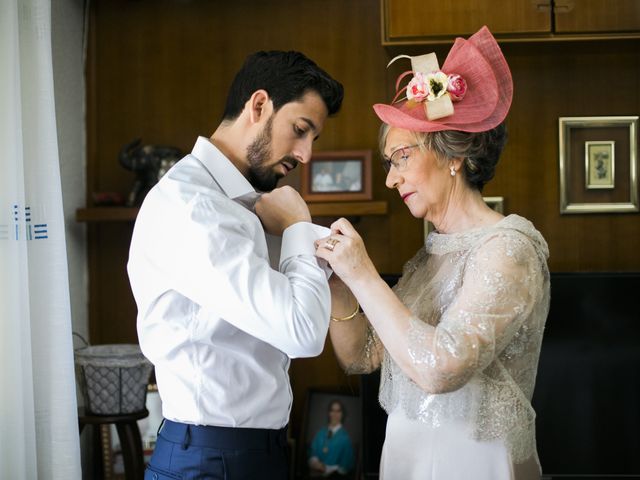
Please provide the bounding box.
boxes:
[76,201,388,223]
[76,207,139,222]
[309,201,388,217]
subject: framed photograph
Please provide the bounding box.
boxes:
[585,141,615,189]
[424,196,505,241]
[559,116,638,213]
[297,388,362,479]
[301,150,372,202]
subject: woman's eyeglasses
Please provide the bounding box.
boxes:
[381,144,421,173]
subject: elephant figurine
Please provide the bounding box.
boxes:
[119,138,183,207]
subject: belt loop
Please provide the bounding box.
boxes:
[266,430,272,454]
[156,418,166,437]
[181,424,191,450]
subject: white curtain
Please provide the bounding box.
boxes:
[0,0,82,478]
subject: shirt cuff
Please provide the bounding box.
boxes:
[281,222,333,277]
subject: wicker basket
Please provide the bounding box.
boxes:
[75,343,153,415]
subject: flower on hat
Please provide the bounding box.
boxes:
[384,50,474,121]
[425,71,449,101]
[403,70,466,105]
[402,70,466,121]
[446,74,467,101]
[406,72,429,102]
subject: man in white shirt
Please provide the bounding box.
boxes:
[127,51,343,480]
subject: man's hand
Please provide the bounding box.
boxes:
[256,185,312,236]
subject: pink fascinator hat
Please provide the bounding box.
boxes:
[373,26,513,133]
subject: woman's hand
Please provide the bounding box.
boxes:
[309,457,326,473]
[315,217,377,286]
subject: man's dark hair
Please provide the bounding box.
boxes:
[222,51,344,121]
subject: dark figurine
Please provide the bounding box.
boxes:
[119,138,183,207]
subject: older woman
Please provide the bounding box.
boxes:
[315,26,550,480]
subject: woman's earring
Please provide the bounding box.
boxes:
[450,165,456,177]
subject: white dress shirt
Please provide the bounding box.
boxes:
[128,137,331,429]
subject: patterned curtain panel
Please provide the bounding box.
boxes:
[0,0,82,478]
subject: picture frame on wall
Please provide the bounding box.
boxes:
[300,150,372,202]
[424,196,505,241]
[559,116,638,214]
[297,388,362,479]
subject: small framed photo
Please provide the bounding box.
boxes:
[585,141,615,189]
[301,150,372,202]
[297,388,361,479]
[559,116,638,213]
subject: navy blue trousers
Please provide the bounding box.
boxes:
[145,419,289,480]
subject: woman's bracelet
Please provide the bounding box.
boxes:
[330,300,360,322]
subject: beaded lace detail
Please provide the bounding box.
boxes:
[366,215,549,464]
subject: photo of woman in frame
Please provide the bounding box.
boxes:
[299,390,361,479]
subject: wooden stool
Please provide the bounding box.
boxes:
[79,408,149,480]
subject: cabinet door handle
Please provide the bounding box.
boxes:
[531,0,551,13]
[554,0,575,13]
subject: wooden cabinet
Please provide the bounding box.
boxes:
[383,0,551,42]
[554,0,640,34]
[382,0,640,44]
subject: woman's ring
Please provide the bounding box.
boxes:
[324,238,339,252]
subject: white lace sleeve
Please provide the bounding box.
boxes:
[407,231,544,393]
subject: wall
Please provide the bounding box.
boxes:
[85,0,640,442]
[500,40,640,271]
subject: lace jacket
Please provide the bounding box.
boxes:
[356,215,550,463]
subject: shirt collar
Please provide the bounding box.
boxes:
[191,136,257,201]
[329,424,342,434]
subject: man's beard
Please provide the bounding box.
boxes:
[246,116,281,192]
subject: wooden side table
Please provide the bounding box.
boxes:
[79,408,149,480]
